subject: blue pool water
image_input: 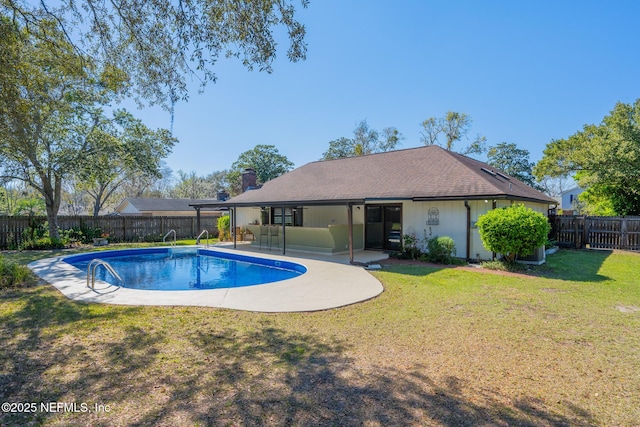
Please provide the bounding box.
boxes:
[64,248,306,291]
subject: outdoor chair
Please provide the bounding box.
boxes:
[243,227,255,241]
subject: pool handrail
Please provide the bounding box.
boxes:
[163,229,176,246]
[87,259,123,289]
[196,229,209,247]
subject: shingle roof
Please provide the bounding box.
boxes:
[117,198,221,212]
[223,146,557,206]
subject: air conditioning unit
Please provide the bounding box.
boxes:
[517,245,546,265]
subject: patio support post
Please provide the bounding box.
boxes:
[232,207,237,249]
[195,207,201,238]
[347,203,354,264]
[281,204,286,255]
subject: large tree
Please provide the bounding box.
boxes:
[231,144,294,185]
[77,110,176,216]
[420,111,486,156]
[119,162,174,198]
[0,17,120,238]
[1,0,308,106]
[486,142,541,190]
[321,120,403,160]
[170,170,234,199]
[534,99,640,215]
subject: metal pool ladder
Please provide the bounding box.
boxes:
[196,229,209,247]
[87,259,123,289]
[163,229,176,246]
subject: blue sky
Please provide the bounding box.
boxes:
[121,1,639,177]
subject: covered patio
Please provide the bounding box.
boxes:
[191,199,368,264]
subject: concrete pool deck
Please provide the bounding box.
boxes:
[28,244,387,312]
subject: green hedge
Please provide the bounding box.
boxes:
[476,203,550,262]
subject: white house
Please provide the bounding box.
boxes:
[192,146,556,263]
[559,187,585,214]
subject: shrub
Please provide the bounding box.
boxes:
[20,237,66,250]
[0,255,37,289]
[217,215,231,241]
[400,233,421,260]
[80,227,103,243]
[60,227,84,245]
[476,203,551,262]
[425,235,456,264]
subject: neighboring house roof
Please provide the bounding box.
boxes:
[222,146,557,207]
[115,198,222,214]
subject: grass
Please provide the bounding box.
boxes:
[0,247,639,426]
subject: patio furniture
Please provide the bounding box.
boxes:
[243,227,255,241]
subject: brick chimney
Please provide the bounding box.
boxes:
[241,168,257,193]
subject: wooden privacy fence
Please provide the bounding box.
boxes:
[0,215,220,249]
[550,215,640,251]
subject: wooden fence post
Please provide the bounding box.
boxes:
[582,216,589,249]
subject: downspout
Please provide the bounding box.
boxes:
[464,201,471,261]
[347,203,354,264]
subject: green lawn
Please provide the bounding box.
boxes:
[1,248,639,426]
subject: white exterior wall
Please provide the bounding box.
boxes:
[236,200,549,261]
[402,200,470,258]
[561,187,584,211]
[118,202,140,214]
[404,199,551,261]
[234,207,261,226]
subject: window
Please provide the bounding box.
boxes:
[270,207,303,226]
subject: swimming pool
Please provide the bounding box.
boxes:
[63,247,306,291]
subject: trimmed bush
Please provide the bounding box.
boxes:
[476,203,551,262]
[425,235,456,264]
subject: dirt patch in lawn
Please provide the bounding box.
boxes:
[379,257,535,279]
[616,305,640,313]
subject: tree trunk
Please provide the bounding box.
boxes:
[93,198,101,218]
[41,174,62,239]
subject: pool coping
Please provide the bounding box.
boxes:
[27,246,384,312]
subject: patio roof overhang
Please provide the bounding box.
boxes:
[190,198,366,264]
[412,194,557,205]
[190,198,366,209]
